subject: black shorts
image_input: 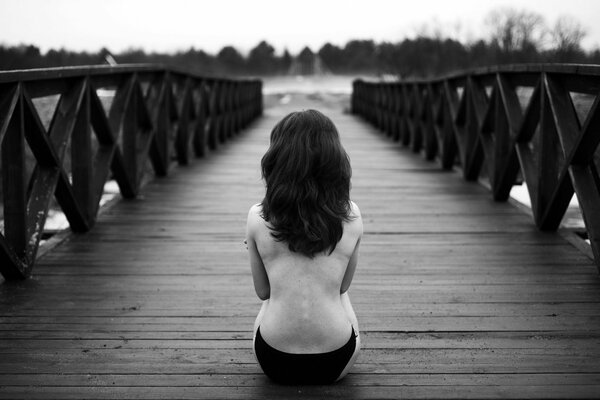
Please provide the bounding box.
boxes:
[254,326,357,385]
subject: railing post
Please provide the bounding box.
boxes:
[175,78,195,165]
[193,79,208,158]
[71,78,94,223]
[1,85,27,266]
[148,71,175,176]
[206,80,219,150]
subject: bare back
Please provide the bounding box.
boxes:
[246,202,362,353]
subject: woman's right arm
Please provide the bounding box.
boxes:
[247,205,270,300]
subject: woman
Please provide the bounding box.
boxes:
[246,109,363,385]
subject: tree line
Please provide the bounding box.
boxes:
[1,8,598,78]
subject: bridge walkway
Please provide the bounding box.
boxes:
[1,94,599,399]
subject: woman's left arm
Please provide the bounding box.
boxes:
[340,203,363,294]
[247,207,270,300]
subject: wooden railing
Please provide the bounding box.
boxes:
[352,64,600,270]
[0,65,262,279]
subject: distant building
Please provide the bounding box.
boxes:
[288,47,330,76]
[100,48,118,65]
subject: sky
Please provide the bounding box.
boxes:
[1,0,599,55]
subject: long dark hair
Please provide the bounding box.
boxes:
[260,109,352,257]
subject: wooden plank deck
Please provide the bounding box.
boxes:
[1,93,600,399]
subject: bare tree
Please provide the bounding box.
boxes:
[550,15,587,60]
[486,8,546,52]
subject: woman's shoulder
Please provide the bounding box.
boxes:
[248,203,263,216]
[349,201,361,218]
[247,203,265,233]
[346,201,363,235]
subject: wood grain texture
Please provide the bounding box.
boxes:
[1,93,599,399]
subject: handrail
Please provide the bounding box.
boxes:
[352,63,600,271]
[0,64,262,279]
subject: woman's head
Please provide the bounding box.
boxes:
[260,109,352,257]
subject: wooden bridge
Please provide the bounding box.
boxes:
[1,65,600,399]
